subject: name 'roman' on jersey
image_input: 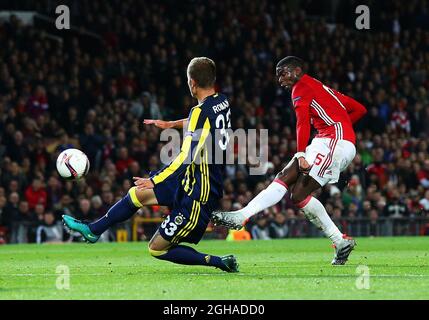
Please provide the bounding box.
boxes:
[151,93,231,203]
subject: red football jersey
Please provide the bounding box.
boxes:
[291,74,366,152]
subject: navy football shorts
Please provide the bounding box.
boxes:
[153,178,217,244]
[152,175,179,207]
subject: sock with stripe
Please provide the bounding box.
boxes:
[295,196,343,245]
[88,189,141,235]
[154,245,229,271]
[237,179,288,219]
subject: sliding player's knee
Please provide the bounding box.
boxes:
[128,186,144,207]
[148,233,171,258]
[128,186,158,207]
[148,242,168,258]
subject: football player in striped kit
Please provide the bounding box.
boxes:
[63,57,238,272]
[213,56,367,265]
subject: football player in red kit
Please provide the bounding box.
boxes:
[213,56,367,265]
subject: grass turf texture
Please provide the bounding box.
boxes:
[0,237,428,300]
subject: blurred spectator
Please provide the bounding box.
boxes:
[269,213,289,238]
[53,195,75,219]
[115,147,135,175]
[27,86,49,119]
[369,209,379,236]
[75,198,95,221]
[91,195,105,218]
[366,149,388,188]
[3,192,20,231]
[417,160,429,189]
[0,196,7,227]
[25,178,47,210]
[36,211,66,244]
[6,131,29,163]
[419,190,429,212]
[251,217,271,240]
[383,190,409,218]
[14,201,38,243]
[34,203,45,221]
[1,161,27,193]
[79,123,104,169]
[46,176,63,208]
[56,132,75,153]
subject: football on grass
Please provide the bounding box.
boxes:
[56,148,90,179]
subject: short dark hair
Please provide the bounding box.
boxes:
[276,56,304,71]
[187,57,216,88]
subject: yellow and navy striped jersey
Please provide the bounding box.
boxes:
[151,93,231,203]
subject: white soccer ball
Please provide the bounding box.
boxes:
[56,148,90,180]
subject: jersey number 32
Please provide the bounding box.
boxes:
[215,110,231,150]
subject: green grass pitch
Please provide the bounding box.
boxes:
[0,237,428,299]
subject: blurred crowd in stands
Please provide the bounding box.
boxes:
[0,0,428,244]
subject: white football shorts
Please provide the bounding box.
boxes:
[304,137,356,187]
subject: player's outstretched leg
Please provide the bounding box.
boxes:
[291,174,356,265]
[63,186,153,243]
[149,231,239,273]
[212,159,300,229]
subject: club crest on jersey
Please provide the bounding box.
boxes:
[174,214,184,226]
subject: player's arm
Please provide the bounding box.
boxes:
[144,118,188,129]
[334,90,367,124]
[135,108,209,190]
[293,89,312,171]
[343,96,367,124]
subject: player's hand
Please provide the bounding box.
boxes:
[133,177,155,190]
[143,119,174,129]
[298,157,311,173]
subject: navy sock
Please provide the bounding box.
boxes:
[89,193,138,235]
[155,245,227,271]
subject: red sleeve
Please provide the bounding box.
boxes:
[335,90,367,124]
[292,85,312,153]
